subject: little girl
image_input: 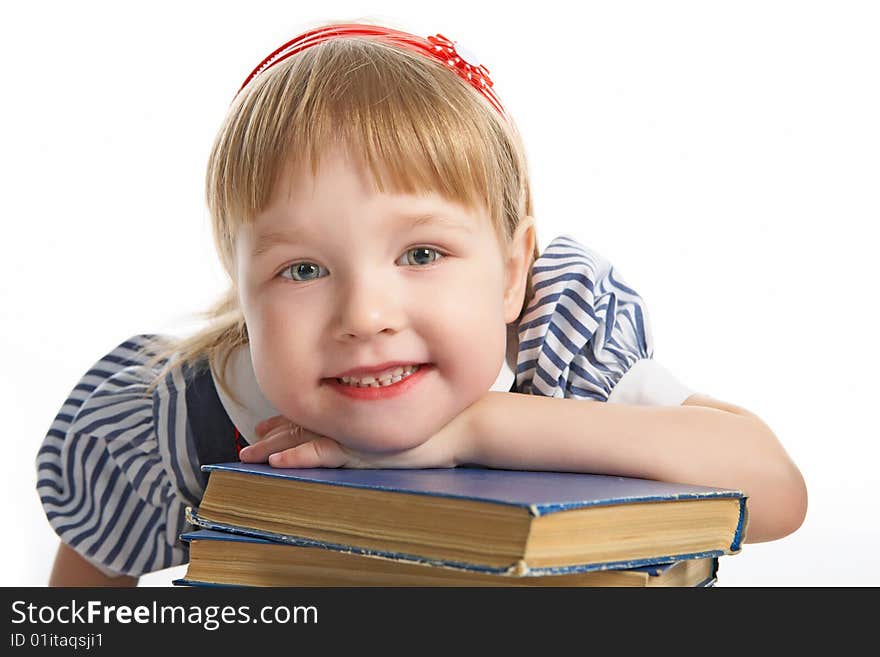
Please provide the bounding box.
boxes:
[36,21,807,586]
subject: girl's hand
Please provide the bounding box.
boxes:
[238,396,489,469]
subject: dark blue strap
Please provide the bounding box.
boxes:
[184,359,240,466]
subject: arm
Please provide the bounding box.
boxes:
[465,391,808,544]
[49,542,138,587]
[244,393,807,543]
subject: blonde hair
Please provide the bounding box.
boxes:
[140,26,539,405]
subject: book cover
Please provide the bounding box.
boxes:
[201,462,748,518]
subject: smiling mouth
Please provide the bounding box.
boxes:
[335,364,425,388]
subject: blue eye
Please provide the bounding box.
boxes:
[278,247,444,282]
[398,247,444,267]
[280,262,326,282]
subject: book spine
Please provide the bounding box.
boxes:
[730,497,749,552]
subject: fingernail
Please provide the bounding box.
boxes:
[268,453,281,467]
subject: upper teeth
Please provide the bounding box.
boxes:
[339,364,421,387]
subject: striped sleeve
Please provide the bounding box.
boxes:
[35,334,206,578]
[515,235,694,404]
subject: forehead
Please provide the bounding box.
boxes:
[266,145,474,211]
[270,146,369,203]
[255,147,488,228]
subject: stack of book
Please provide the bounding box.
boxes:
[175,463,748,587]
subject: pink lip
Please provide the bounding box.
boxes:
[332,361,426,378]
[326,364,432,400]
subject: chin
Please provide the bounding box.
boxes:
[335,425,433,455]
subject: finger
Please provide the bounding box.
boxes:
[267,437,350,469]
[239,427,318,463]
[240,427,315,462]
[254,415,289,437]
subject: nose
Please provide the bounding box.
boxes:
[334,273,405,340]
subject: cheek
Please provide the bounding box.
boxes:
[425,270,508,390]
[428,256,506,321]
[245,297,321,407]
[437,261,507,334]
[247,301,296,355]
[246,282,324,351]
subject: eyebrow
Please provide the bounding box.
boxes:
[251,212,473,258]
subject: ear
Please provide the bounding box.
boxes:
[502,217,537,325]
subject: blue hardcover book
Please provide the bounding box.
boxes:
[173,529,719,587]
[188,462,747,576]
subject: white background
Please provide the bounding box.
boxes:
[1,1,877,587]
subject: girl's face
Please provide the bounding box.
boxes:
[235,145,534,453]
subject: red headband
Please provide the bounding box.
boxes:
[235,23,507,120]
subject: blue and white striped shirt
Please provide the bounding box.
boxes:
[35,235,694,577]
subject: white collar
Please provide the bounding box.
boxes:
[211,325,518,446]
